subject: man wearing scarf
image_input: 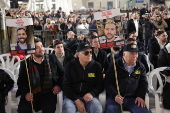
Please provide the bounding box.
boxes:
[16,38,64,113]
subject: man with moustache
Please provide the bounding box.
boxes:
[105,43,149,113]
[16,38,64,113]
[62,42,104,113]
[15,28,32,50]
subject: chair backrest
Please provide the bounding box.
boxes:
[148,67,168,94]
[144,54,154,75]
[44,48,54,54]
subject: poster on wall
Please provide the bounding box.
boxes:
[6,18,35,55]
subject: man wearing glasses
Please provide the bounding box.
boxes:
[62,42,104,113]
[149,31,168,68]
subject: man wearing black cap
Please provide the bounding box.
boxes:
[62,42,104,113]
[140,3,148,19]
[105,43,149,113]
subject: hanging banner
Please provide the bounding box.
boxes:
[6,18,35,55]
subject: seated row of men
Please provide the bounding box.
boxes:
[13,36,149,113]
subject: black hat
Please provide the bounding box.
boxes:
[79,13,82,15]
[123,43,139,52]
[70,11,73,13]
[143,3,147,5]
[160,67,170,76]
[59,7,62,10]
[77,42,92,52]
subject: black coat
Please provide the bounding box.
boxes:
[0,69,14,101]
[157,47,170,67]
[127,19,138,35]
[16,54,64,97]
[92,49,109,74]
[105,58,148,100]
[63,58,104,101]
[149,41,160,68]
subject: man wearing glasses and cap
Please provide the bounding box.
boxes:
[105,43,149,113]
[62,42,104,113]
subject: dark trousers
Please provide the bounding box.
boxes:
[18,91,57,113]
[0,100,5,113]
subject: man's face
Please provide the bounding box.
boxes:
[77,48,92,64]
[158,32,168,43]
[104,23,116,39]
[129,33,137,40]
[54,44,64,55]
[123,51,138,65]
[17,29,27,44]
[90,38,100,48]
[34,42,45,57]
[67,31,75,39]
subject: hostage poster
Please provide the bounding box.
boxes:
[6,18,35,55]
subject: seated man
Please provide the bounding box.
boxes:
[52,39,75,67]
[89,36,109,74]
[149,31,168,68]
[157,42,170,67]
[62,31,84,54]
[16,38,64,113]
[62,42,104,113]
[105,43,149,113]
[0,69,14,113]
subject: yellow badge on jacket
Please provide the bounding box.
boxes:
[134,70,141,74]
[88,73,95,77]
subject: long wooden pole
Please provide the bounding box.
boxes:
[24,58,34,113]
[111,47,123,113]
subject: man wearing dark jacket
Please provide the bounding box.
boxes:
[0,69,14,113]
[157,43,170,67]
[17,38,64,113]
[89,36,109,74]
[52,39,74,67]
[105,43,148,113]
[62,42,104,113]
[149,31,168,68]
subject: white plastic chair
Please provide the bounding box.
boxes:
[0,68,15,113]
[144,54,154,76]
[148,67,170,113]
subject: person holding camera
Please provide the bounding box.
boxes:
[155,15,168,31]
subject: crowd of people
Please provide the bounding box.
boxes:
[1,3,170,113]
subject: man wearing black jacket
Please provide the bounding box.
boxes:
[105,43,148,113]
[17,38,64,113]
[62,42,104,113]
[0,69,14,113]
[89,36,109,75]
